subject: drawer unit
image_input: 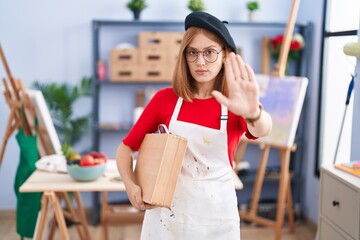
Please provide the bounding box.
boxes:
[321,172,359,238]
[139,49,168,65]
[110,48,139,65]
[318,165,360,240]
[110,63,140,82]
[319,218,349,240]
[138,64,172,82]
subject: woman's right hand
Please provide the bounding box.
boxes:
[116,142,156,211]
[126,183,156,210]
[126,183,146,210]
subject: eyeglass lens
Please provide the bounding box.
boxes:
[185,49,223,63]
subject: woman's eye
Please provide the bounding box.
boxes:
[205,50,216,55]
[188,50,197,55]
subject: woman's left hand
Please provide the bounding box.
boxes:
[212,52,260,119]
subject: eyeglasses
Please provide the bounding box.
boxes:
[184,48,224,63]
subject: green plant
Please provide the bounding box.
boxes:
[246,1,259,12]
[187,0,205,11]
[32,77,92,147]
[126,0,147,11]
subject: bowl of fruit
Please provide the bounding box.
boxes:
[66,151,108,182]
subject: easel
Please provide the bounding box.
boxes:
[0,44,90,239]
[235,0,301,240]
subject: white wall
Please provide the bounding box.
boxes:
[0,0,324,224]
[351,22,360,159]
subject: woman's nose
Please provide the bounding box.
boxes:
[196,53,206,65]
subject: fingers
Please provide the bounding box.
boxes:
[129,185,146,210]
[235,54,249,81]
[226,52,250,82]
[144,203,157,210]
[212,90,229,106]
[245,63,256,82]
[230,53,241,81]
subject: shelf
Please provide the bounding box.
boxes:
[97,80,172,85]
[96,123,132,132]
[91,19,313,225]
[92,19,311,29]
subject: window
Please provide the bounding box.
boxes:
[316,0,359,176]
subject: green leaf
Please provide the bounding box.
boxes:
[32,76,92,148]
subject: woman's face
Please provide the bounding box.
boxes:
[185,32,224,87]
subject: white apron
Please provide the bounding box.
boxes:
[141,97,240,240]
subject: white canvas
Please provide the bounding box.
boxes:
[27,89,62,156]
[256,74,309,147]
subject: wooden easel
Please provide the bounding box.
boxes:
[0,44,90,239]
[0,43,55,166]
[235,0,301,240]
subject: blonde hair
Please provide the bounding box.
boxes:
[172,27,229,102]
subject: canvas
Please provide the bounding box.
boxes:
[26,89,62,156]
[256,74,309,147]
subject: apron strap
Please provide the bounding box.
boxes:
[220,104,228,133]
[171,97,183,121]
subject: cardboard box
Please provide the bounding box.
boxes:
[168,32,183,50]
[139,49,168,65]
[138,32,172,49]
[138,64,172,82]
[110,48,139,65]
[110,63,139,82]
[134,133,187,209]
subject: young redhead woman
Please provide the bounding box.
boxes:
[116,11,272,240]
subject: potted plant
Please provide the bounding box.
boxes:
[187,0,205,12]
[246,1,259,21]
[32,77,92,150]
[126,0,148,20]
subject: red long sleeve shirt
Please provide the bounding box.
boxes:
[123,87,256,166]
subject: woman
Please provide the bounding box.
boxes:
[116,11,272,239]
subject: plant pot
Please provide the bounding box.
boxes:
[133,10,141,20]
[248,12,256,22]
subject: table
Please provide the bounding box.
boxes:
[20,161,243,240]
[19,160,126,240]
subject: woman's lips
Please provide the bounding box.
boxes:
[195,70,208,74]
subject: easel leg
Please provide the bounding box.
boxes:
[33,193,49,240]
[48,216,57,240]
[101,191,109,240]
[0,110,18,168]
[49,192,70,240]
[274,148,291,240]
[286,180,295,232]
[248,145,271,217]
[73,192,91,240]
[61,192,86,240]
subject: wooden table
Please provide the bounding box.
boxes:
[20,161,243,240]
[19,160,127,240]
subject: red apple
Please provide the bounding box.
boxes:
[94,158,106,165]
[80,154,95,166]
[90,151,108,160]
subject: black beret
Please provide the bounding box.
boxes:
[185,11,236,53]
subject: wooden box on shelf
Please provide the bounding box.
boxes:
[110,63,139,82]
[166,32,183,66]
[168,32,183,51]
[138,32,171,50]
[139,48,168,65]
[139,63,173,82]
[110,48,138,65]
